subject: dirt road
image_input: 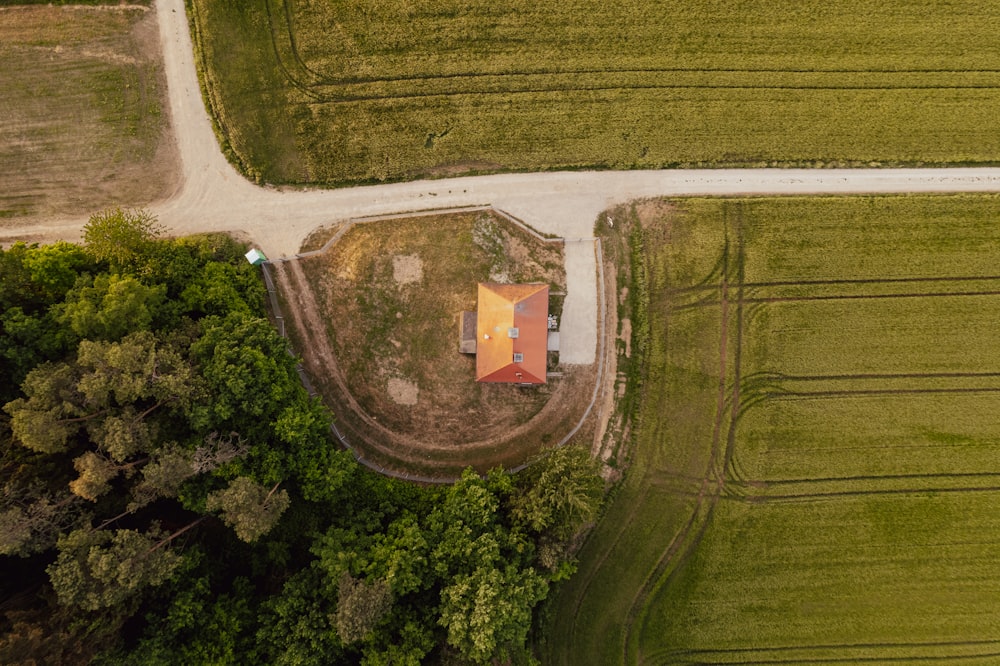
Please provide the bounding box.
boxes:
[6,0,1000,364]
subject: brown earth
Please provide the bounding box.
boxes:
[268,211,597,478]
[0,5,178,225]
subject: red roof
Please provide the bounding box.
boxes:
[476,283,548,384]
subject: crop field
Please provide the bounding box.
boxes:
[0,3,175,223]
[545,195,1000,664]
[188,0,1000,184]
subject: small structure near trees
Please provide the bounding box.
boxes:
[244,248,267,265]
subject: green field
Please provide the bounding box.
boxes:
[545,195,1000,664]
[189,0,1000,184]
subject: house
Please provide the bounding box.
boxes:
[475,282,549,384]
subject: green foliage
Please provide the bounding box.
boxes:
[5,361,88,454]
[190,312,296,427]
[0,228,607,663]
[438,564,548,664]
[115,574,256,665]
[256,569,345,666]
[47,527,183,611]
[56,274,166,341]
[20,242,92,304]
[334,574,392,644]
[206,477,290,543]
[83,208,164,271]
[513,445,604,541]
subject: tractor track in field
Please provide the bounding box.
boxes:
[623,208,747,666]
[645,638,1000,665]
[741,289,1000,304]
[560,221,742,665]
[671,274,1000,293]
[770,386,1000,399]
[725,470,1000,504]
[756,370,1000,381]
[261,5,1000,105]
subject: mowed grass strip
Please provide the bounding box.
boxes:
[193,0,1000,184]
[543,204,739,665]
[547,195,1000,664]
[0,4,174,221]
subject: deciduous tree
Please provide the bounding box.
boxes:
[206,477,290,543]
[437,564,547,664]
[82,208,163,271]
[47,525,192,611]
[334,573,392,644]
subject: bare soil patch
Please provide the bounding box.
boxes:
[392,254,423,285]
[387,377,419,406]
[0,5,178,223]
[272,210,593,477]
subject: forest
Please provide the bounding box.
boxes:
[0,209,604,664]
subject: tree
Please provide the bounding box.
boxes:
[256,569,346,665]
[334,574,392,644]
[68,452,121,502]
[189,312,297,428]
[128,442,205,511]
[82,208,163,270]
[0,490,84,557]
[364,514,430,596]
[437,564,548,664]
[513,445,604,541]
[55,274,165,341]
[47,525,191,611]
[206,477,290,543]
[4,361,92,454]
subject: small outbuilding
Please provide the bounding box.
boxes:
[245,248,268,265]
[475,282,549,384]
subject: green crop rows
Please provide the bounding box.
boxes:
[189,0,1000,185]
[545,195,1000,664]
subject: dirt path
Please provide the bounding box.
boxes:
[7,0,1000,365]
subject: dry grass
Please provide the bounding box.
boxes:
[275,210,593,478]
[0,5,177,222]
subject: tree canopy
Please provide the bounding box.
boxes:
[0,211,606,664]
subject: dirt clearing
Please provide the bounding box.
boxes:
[269,210,597,477]
[0,5,178,224]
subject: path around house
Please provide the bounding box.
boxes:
[6,0,1000,364]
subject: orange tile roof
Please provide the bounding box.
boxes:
[476,283,548,384]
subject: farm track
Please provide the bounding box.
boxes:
[266,2,1000,102]
[624,209,747,665]
[676,276,1000,307]
[645,638,1000,665]
[560,223,742,664]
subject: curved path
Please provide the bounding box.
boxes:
[7,0,1000,363]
